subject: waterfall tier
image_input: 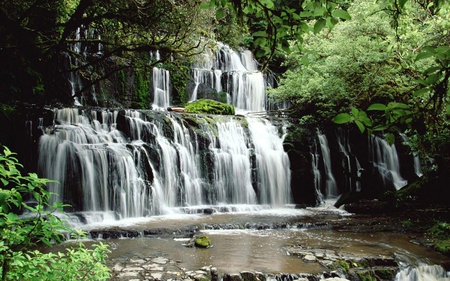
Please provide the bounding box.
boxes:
[37,108,292,224]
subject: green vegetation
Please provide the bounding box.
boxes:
[194,235,212,248]
[185,99,235,115]
[428,222,450,255]
[0,146,110,280]
[330,260,350,273]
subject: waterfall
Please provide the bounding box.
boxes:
[369,135,408,190]
[152,68,171,109]
[311,140,325,204]
[67,27,103,106]
[151,51,171,109]
[395,264,450,281]
[318,131,338,198]
[310,130,338,201]
[400,133,423,177]
[190,43,266,112]
[247,118,291,206]
[37,108,292,223]
[336,129,362,192]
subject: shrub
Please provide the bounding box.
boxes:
[185,99,235,115]
[0,145,110,280]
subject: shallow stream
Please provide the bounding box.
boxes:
[73,205,450,276]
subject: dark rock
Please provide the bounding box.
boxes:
[240,271,256,281]
[223,273,243,281]
[211,267,219,281]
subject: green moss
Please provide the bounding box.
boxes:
[330,260,350,273]
[185,99,235,115]
[356,270,377,281]
[375,268,394,279]
[434,240,450,255]
[194,235,211,248]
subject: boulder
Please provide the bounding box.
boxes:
[194,235,212,248]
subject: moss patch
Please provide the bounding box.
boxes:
[194,235,211,248]
[185,99,235,115]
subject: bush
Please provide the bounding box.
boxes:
[185,99,235,115]
[0,145,110,280]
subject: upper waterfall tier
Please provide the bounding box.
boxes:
[187,43,268,113]
[37,108,292,224]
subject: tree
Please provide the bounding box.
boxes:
[0,146,110,280]
[0,0,217,108]
[202,0,352,70]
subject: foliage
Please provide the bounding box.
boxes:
[428,222,450,255]
[202,0,351,70]
[268,0,414,123]
[185,99,235,115]
[0,146,110,280]
[162,60,191,106]
[0,0,217,107]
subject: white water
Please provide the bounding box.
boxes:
[395,263,450,281]
[317,131,338,198]
[247,117,291,206]
[190,43,266,112]
[152,67,171,108]
[336,129,362,192]
[37,108,291,224]
[369,135,407,190]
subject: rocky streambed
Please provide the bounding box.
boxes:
[108,245,399,281]
[82,203,450,281]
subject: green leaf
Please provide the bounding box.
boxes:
[216,8,225,19]
[301,55,309,66]
[413,88,429,96]
[333,113,352,124]
[385,133,395,146]
[300,11,312,17]
[7,212,18,221]
[355,120,365,133]
[314,19,326,34]
[252,31,268,37]
[351,107,359,117]
[367,103,387,111]
[387,102,409,109]
[398,0,408,8]
[260,0,274,9]
[415,51,434,61]
[200,1,214,9]
[332,9,351,20]
[1,178,8,186]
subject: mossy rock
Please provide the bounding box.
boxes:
[194,235,211,248]
[185,99,235,115]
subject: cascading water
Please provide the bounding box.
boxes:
[66,27,103,106]
[312,131,339,198]
[400,133,423,177]
[190,43,267,112]
[247,118,291,206]
[37,108,292,223]
[369,135,408,190]
[336,128,362,192]
[395,264,450,281]
[151,51,171,109]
